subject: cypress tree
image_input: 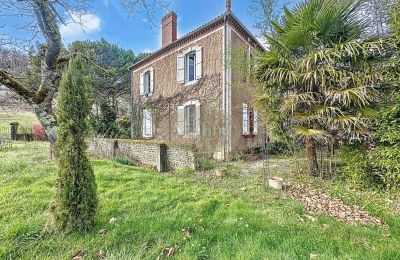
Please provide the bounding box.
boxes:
[46,55,97,232]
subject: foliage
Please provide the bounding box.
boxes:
[339,0,400,190]
[32,124,46,140]
[115,157,138,166]
[47,56,97,232]
[92,101,120,137]
[254,0,385,175]
[196,157,216,171]
[117,116,132,138]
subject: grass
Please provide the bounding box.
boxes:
[0,112,39,129]
[0,143,400,259]
[0,112,39,138]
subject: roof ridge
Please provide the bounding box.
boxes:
[129,11,264,70]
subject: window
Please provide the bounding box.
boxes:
[184,104,196,134]
[140,67,154,96]
[177,46,202,84]
[143,71,151,95]
[242,103,258,136]
[143,109,153,138]
[177,100,200,136]
[186,52,196,83]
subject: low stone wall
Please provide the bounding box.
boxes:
[87,138,196,172]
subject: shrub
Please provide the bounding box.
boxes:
[338,146,373,188]
[115,158,138,167]
[32,124,46,140]
[196,157,216,171]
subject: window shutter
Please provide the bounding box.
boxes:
[177,54,185,83]
[253,108,258,135]
[148,110,153,137]
[195,46,202,80]
[139,73,144,96]
[149,68,154,96]
[177,106,185,134]
[243,103,249,135]
[143,109,153,137]
[195,102,201,135]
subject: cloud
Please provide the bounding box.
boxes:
[59,13,102,43]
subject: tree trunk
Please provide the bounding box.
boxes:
[305,138,319,176]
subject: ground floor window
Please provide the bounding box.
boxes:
[177,100,200,136]
[243,103,258,136]
[143,109,153,138]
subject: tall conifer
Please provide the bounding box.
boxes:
[47,55,97,231]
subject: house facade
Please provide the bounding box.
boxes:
[130,2,265,159]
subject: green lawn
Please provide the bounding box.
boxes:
[0,144,399,259]
[0,112,39,129]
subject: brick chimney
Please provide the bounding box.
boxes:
[226,0,231,11]
[161,11,177,47]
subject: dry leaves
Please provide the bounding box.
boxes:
[98,229,107,236]
[95,250,106,259]
[71,250,84,260]
[109,217,117,225]
[182,227,190,238]
[287,185,388,227]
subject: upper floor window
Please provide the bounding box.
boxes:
[143,71,151,95]
[177,46,202,85]
[177,100,200,136]
[140,67,154,97]
[243,103,258,136]
[186,52,196,83]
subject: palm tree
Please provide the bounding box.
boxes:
[254,0,385,176]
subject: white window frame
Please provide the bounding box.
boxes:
[177,100,200,137]
[185,51,196,84]
[177,45,202,86]
[140,67,154,97]
[142,108,153,138]
[242,103,258,136]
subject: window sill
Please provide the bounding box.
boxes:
[143,135,153,139]
[242,134,256,138]
[179,133,199,138]
[184,80,198,87]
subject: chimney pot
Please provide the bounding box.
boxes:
[161,11,177,47]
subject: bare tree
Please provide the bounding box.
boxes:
[0,0,168,144]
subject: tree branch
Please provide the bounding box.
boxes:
[0,69,35,103]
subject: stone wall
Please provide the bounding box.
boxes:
[87,138,196,172]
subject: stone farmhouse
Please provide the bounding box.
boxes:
[130,1,265,159]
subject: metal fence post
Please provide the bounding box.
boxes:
[10,122,19,141]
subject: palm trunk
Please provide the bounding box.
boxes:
[305,138,319,176]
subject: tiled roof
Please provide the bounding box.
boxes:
[129,11,265,71]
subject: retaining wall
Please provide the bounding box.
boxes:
[87,138,196,172]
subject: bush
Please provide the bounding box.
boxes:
[338,146,373,188]
[115,158,138,166]
[338,145,400,190]
[196,157,216,171]
[32,124,47,140]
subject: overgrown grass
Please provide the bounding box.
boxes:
[0,144,399,259]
